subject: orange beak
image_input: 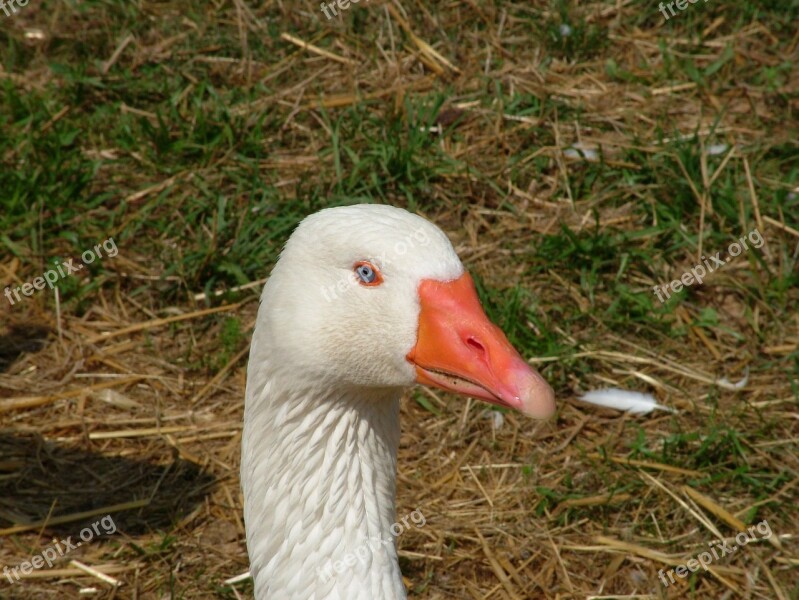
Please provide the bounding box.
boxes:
[406,273,556,419]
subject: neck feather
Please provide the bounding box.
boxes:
[242,369,406,599]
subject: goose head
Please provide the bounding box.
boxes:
[242,203,555,599]
[254,203,555,417]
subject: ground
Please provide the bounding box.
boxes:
[1,0,798,598]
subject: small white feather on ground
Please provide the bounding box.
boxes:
[718,366,749,390]
[563,143,599,162]
[578,388,677,415]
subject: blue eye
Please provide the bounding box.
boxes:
[354,262,382,286]
[356,264,375,282]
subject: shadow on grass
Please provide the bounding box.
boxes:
[0,324,50,374]
[0,432,216,537]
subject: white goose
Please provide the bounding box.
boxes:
[241,204,555,599]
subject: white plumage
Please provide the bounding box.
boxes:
[241,204,555,599]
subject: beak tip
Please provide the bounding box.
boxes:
[517,369,557,419]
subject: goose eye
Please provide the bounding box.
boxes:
[354,261,382,286]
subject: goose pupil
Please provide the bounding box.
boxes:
[357,265,374,282]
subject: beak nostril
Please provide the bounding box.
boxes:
[466,336,486,355]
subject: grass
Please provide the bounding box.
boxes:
[1,0,798,598]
